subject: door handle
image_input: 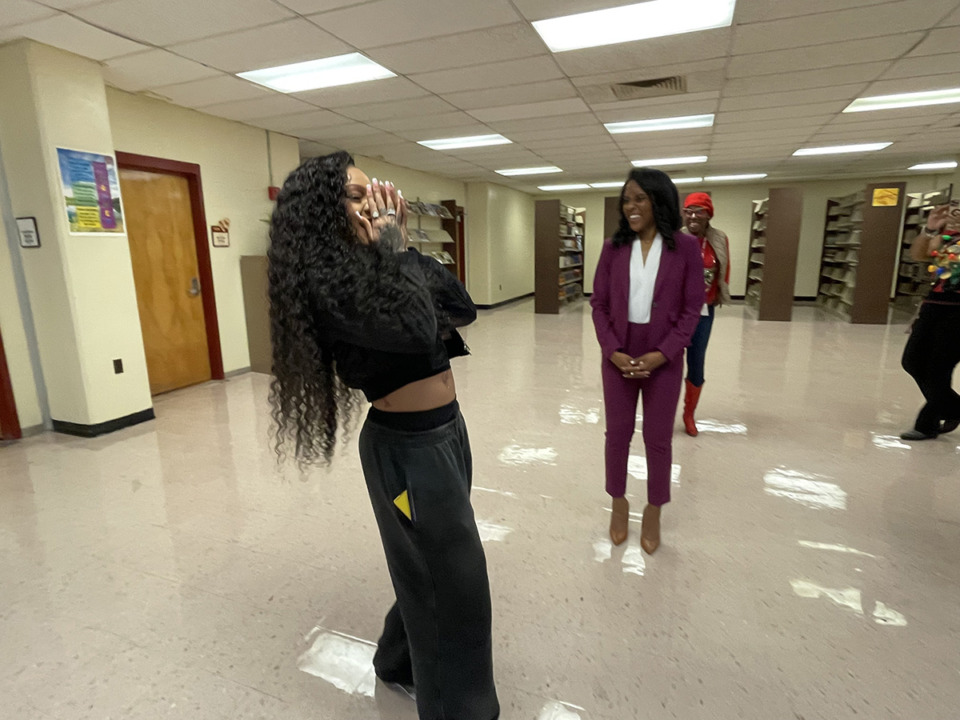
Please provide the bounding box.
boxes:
[188,277,201,297]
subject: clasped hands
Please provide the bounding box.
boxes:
[610,351,667,380]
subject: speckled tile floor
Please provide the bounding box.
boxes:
[2,301,959,719]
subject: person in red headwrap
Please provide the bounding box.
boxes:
[680,192,731,436]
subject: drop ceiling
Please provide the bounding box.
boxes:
[2,0,959,192]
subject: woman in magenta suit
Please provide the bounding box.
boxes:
[591,168,705,553]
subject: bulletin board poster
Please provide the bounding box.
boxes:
[56,148,125,235]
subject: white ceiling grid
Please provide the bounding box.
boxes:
[0,0,958,190]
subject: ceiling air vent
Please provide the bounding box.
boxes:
[611,76,687,101]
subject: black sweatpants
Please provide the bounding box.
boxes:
[358,407,499,720]
[901,302,960,434]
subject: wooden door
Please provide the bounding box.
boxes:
[0,321,22,440]
[120,170,211,395]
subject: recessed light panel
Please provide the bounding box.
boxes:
[238,53,395,93]
[844,87,960,113]
[539,184,591,191]
[419,134,512,150]
[533,0,737,53]
[496,166,562,176]
[632,156,708,167]
[606,114,715,135]
[793,143,891,156]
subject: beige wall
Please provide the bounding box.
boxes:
[107,88,301,374]
[0,200,43,429]
[465,182,535,306]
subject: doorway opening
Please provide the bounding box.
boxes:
[116,152,224,395]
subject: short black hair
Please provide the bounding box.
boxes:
[612,167,681,250]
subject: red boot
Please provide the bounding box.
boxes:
[683,380,702,437]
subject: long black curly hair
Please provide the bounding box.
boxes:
[267,151,421,466]
[612,167,681,250]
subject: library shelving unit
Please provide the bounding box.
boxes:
[894,185,952,311]
[745,197,767,309]
[407,198,460,280]
[535,199,585,314]
[746,187,803,321]
[816,181,906,324]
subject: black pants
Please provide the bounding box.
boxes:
[902,303,960,434]
[359,406,499,720]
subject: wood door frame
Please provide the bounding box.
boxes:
[0,321,22,440]
[116,151,224,381]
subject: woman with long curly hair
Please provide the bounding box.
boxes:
[591,168,704,553]
[268,151,499,720]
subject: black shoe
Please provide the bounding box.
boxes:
[940,419,960,434]
[900,429,938,441]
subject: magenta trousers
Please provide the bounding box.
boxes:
[601,322,683,505]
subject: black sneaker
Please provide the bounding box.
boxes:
[940,419,959,434]
[900,429,938,441]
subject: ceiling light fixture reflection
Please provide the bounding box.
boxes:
[704,173,768,181]
[419,134,512,150]
[605,114,715,135]
[672,177,704,185]
[844,87,960,113]
[496,166,562,176]
[589,181,626,189]
[793,143,891,156]
[238,53,395,93]
[633,155,708,167]
[532,0,737,53]
[909,161,958,171]
[539,183,591,191]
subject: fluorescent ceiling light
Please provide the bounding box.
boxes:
[419,134,512,150]
[673,177,704,185]
[590,181,626,189]
[238,53,395,93]
[793,143,891,156]
[533,0,737,53]
[606,114,715,135]
[496,166,562,176]
[705,174,768,182]
[633,156,708,167]
[539,184,591,191]
[844,87,960,113]
[909,161,958,171]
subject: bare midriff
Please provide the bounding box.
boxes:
[372,369,456,412]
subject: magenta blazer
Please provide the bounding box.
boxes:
[591,232,706,363]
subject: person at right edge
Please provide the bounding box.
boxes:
[900,202,960,441]
[680,192,732,437]
[592,168,705,553]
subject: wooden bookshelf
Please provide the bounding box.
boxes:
[816,182,907,324]
[536,199,585,314]
[747,188,803,321]
[894,185,952,311]
[407,198,461,280]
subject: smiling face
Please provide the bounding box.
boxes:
[682,206,710,237]
[344,165,372,244]
[622,180,655,236]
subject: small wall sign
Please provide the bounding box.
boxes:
[16,217,40,248]
[872,188,900,207]
[211,218,230,248]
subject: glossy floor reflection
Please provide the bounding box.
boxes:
[3,301,960,719]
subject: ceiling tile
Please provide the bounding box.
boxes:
[593,99,720,124]
[731,0,957,55]
[825,112,952,130]
[4,14,147,61]
[337,96,458,122]
[252,109,351,134]
[552,29,731,77]
[570,59,727,89]
[728,33,924,78]
[0,1,58,27]
[365,23,549,75]
[444,79,578,112]
[170,18,352,73]
[881,53,960,81]
[75,0,294,46]
[716,102,850,124]
[299,139,341,157]
[468,98,589,123]
[862,75,960,97]
[735,0,899,24]
[723,62,889,97]
[103,50,220,92]
[371,111,482,133]
[26,0,105,8]
[293,77,429,108]
[714,115,835,132]
[278,0,368,12]
[506,125,611,144]
[301,123,384,143]
[410,56,563,95]
[151,75,274,108]
[201,94,318,122]
[719,84,867,113]
[510,0,633,21]
[487,113,599,134]
[309,0,521,49]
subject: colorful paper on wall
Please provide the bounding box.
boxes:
[56,148,125,235]
[871,188,900,207]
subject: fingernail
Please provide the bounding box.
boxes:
[372,178,378,184]
[366,184,372,191]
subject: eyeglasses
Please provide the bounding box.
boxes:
[683,208,710,217]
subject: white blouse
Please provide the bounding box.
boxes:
[628,234,663,324]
